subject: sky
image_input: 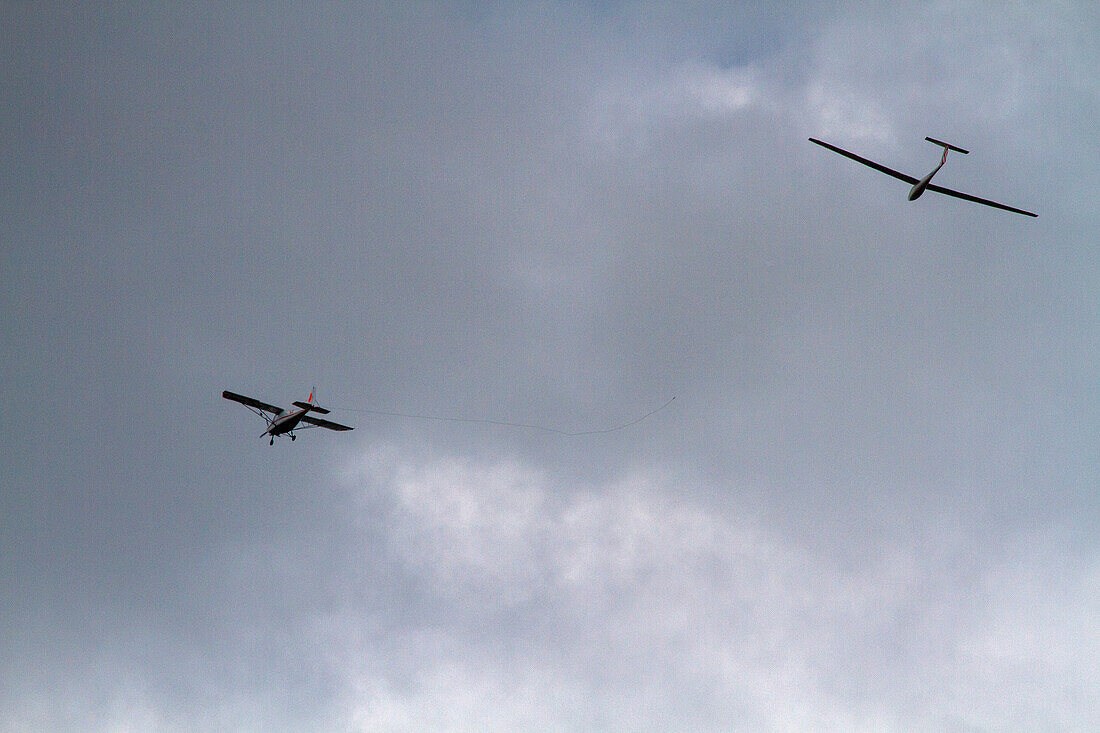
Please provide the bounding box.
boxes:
[1,2,1097,730]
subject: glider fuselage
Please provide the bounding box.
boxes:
[908,148,948,201]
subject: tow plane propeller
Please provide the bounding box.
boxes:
[809,136,1036,217]
[223,390,353,445]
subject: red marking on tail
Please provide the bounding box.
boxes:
[941,148,949,165]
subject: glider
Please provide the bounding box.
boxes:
[223,390,353,445]
[808,136,1036,217]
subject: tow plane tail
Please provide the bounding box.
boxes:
[293,388,331,414]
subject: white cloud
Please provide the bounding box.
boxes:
[347,662,583,733]
[953,539,1100,730]
[336,445,1100,731]
[584,62,764,157]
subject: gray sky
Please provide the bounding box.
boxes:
[2,2,1097,730]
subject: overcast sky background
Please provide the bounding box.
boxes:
[2,2,1097,731]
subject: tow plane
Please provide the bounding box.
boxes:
[222,390,353,445]
[809,136,1036,217]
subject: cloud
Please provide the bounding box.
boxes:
[2,2,1096,731]
[954,538,1100,730]
[331,445,1100,731]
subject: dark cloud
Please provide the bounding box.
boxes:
[1,2,1096,730]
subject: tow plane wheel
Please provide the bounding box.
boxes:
[270,437,275,446]
[291,435,296,441]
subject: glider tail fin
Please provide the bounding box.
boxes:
[925,137,969,155]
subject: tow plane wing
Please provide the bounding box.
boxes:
[300,414,354,431]
[223,390,282,416]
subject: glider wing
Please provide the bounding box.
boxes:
[924,183,1037,217]
[808,138,918,184]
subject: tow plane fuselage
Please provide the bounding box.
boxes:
[265,403,313,439]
